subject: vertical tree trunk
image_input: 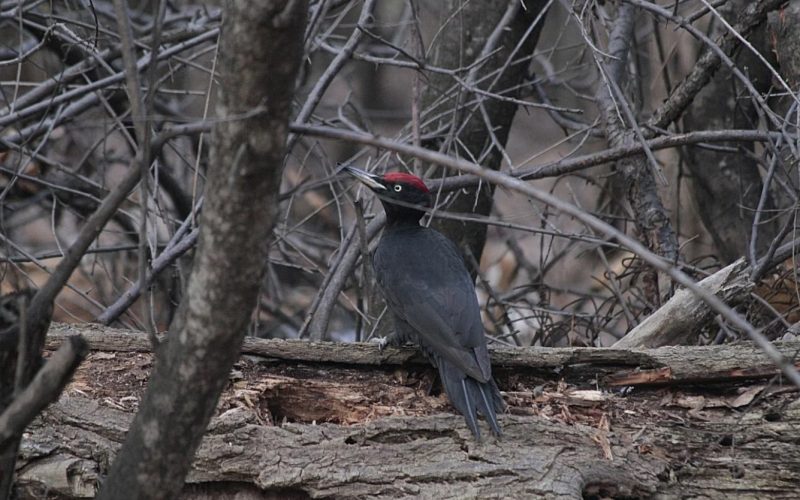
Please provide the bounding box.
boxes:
[0,291,35,499]
[96,1,307,498]
[768,3,800,244]
[683,0,777,264]
[419,0,550,266]
[596,4,680,308]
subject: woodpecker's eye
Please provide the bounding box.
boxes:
[393,185,402,192]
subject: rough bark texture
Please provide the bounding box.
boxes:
[683,0,777,263]
[614,258,754,348]
[598,4,677,257]
[420,0,549,266]
[96,2,307,499]
[16,323,800,499]
[0,335,87,449]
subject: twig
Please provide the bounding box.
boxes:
[306,215,385,340]
[113,0,162,342]
[749,146,782,267]
[353,200,372,342]
[96,228,199,325]
[0,28,220,147]
[752,232,800,282]
[443,129,785,191]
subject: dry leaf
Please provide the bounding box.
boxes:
[730,386,765,408]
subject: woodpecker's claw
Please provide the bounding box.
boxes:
[369,336,390,351]
[370,332,406,351]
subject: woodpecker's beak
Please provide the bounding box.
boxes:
[343,166,387,191]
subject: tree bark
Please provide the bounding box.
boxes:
[769,3,800,223]
[96,2,307,499]
[771,3,800,84]
[16,324,800,499]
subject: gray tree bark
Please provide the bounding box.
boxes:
[771,3,800,83]
[768,3,800,233]
[96,2,307,498]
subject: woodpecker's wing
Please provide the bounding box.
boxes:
[374,227,492,383]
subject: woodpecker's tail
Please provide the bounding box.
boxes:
[437,359,504,440]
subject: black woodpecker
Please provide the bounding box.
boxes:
[345,166,504,439]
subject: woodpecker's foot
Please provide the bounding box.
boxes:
[370,337,389,352]
[370,336,390,351]
[369,332,403,351]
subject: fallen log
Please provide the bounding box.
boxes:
[15,323,800,499]
[46,322,800,386]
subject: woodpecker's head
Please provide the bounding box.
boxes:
[344,166,431,224]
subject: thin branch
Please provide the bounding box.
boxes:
[96,228,199,325]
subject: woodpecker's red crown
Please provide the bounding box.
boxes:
[383,172,429,193]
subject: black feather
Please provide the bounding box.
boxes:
[375,225,504,438]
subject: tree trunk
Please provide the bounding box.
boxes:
[683,0,777,264]
[597,4,679,308]
[420,0,550,267]
[96,2,307,499]
[769,3,800,232]
[18,323,800,499]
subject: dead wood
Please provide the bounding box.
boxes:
[15,322,800,499]
[46,323,800,386]
[614,258,754,349]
